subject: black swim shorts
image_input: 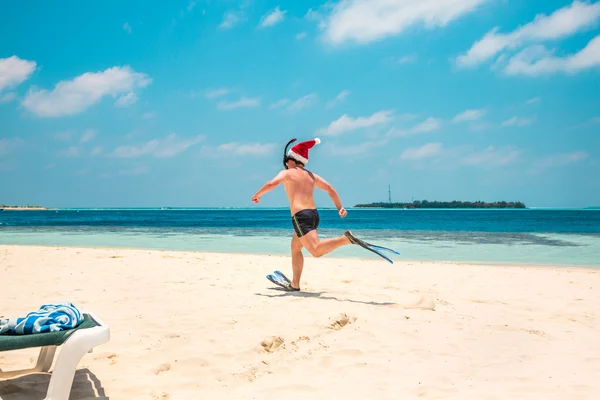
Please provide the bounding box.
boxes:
[291,209,320,237]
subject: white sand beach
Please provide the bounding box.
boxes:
[1,244,599,399]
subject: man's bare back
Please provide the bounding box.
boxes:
[283,167,318,215]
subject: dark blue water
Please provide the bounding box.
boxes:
[1,208,599,233]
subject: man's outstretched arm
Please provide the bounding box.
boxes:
[314,174,346,216]
[252,169,288,203]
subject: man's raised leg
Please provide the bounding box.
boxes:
[291,233,304,289]
[299,229,351,258]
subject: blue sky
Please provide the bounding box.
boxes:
[1,0,599,208]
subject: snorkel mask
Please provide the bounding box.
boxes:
[283,138,297,169]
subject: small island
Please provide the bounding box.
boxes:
[1,204,47,210]
[354,200,527,209]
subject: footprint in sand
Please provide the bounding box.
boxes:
[93,352,117,360]
[523,328,547,338]
[165,333,180,339]
[328,313,357,331]
[152,363,171,375]
[391,293,436,311]
[260,336,285,353]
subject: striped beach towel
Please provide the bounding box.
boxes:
[0,302,84,335]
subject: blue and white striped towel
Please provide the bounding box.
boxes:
[0,302,84,335]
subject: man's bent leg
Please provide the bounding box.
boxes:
[299,229,351,258]
[291,233,304,289]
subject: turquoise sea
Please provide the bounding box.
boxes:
[0,208,599,268]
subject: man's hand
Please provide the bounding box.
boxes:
[251,170,287,205]
[338,207,347,218]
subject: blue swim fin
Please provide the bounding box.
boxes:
[344,230,399,264]
[274,270,291,284]
[267,272,299,291]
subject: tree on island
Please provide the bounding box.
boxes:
[354,200,526,209]
[1,203,46,209]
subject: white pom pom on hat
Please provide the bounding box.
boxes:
[287,138,321,165]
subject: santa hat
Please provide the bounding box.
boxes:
[287,138,321,165]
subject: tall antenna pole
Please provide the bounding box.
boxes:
[388,184,392,204]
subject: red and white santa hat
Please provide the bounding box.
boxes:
[287,138,321,165]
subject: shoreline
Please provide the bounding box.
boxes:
[1,243,598,271]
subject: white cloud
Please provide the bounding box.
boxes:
[0,56,37,92]
[80,129,96,144]
[388,117,442,137]
[501,116,535,127]
[305,8,323,22]
[326,90,350,108]
[400,142,442,160]
[503,35,600,76]
[269,94,318,111]
[526,97,540,105]
[21,66,151,117]
[457,1,600,68]
[533,151,588,169]
[452,109,486,123]
[269,93,319,111]
[115,91,139,107]
[52,130,73,142]
[462,145,522,167]
[319,0,487,45]
[219,1,252,30]
[468,121,493,132]
[142,112,156,119]
[296,32,308,40]
[396,143,522,169]
[317,110,394,136]
[91,146,103,156]
[259,6,286,28]
[567,115,600,130]
[111,133,205,158]
[215,142,277,156]
[216,96,260,110]
[219,11,243,29]
[60,146,81,158]
[204,88,230,99]
[397,55,417,64]
[269,98,291,109]
[123,22,132,34]
[287,93,317,110]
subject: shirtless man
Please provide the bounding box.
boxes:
[251,138,359,291]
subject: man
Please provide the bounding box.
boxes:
[251,137,364,291]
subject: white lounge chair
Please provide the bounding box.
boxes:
[0,311,110,400]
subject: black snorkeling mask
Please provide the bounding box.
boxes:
[283,138,297,169]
